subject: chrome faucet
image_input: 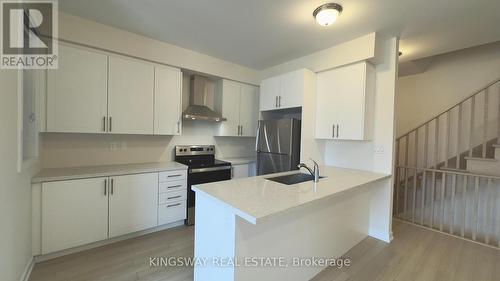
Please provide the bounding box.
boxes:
[298,159,320,182]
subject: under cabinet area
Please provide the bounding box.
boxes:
[260,69,315,111]
[45,43,182,135]
[35,167,187,255]
[315,61,375,140]
[214,79,259,137]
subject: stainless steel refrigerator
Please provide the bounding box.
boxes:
[256,118,301,175]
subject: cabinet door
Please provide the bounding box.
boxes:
[239,84,259,137]
[232,164,249,179]
[108,56,154,134]
[41,177,108,254]
[47,44,108,133]
[316,70,340,139]
[260,76,280,111]
[216,80,241,136]
[316,62,369,140]
[280,70,304,109]
[108,173,158,238]
[154,66,182,135]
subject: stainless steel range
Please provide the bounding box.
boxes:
[174,145,231,225]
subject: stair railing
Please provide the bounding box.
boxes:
[394,78,500,249]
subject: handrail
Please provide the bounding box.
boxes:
[397,78,500,141]
[396,165,500,180]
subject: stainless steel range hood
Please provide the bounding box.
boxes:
[182,75,226,122]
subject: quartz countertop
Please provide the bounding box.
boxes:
[192,166,390,224]
[219,157,256,165]
[32,162,187,183]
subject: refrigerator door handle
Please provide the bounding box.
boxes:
[255,121,262,151]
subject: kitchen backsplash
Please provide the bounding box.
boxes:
[41,120,256,168]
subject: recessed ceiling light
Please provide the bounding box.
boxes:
[313,3,343,26]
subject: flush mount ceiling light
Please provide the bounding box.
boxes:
[313,3,343,26]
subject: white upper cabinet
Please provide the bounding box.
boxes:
[260,77,280,111]
[46,43,182,135]
[108,56,154,135]
[108,173,159,238]
[259,69,313,111]
[215,80,259,137]
[154,66,182,135]
[239,84,259,137]
[47,44,108,133]
[315,61,375,140]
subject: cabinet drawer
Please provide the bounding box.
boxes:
[158,201,186,225]
[159,170,187,182]
[159,190,186,204]
[159,180,186,193]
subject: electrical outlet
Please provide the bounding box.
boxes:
[374,146,385,154]
[110,142,118,151]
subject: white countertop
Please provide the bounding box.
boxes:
[32,162,187,183]
[219,156,256,165]
[192,166,390,224]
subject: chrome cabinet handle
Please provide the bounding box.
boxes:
[336,125,339,138]
[332,124,335,138]
[104,179,107,196]
[278,96,281,107]
[167,195,182,200]
[167,174,181,178]
[110,178,114,195]
[177,121,180,134]
[240,125,243,136]
[102,117,106,132]
[167,203,181,208]
[109,117,112,132]
[275,96,278,107]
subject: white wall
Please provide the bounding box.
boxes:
[0,71,39,281]
[396,41,500,137]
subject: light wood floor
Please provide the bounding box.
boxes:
[29,220,499,281]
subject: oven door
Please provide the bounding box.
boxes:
[186,166,231,225]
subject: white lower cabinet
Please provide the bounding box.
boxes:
[41,177,109,254]
[108,173,159,238]
[39,169,187,254]
[231,163,256,179]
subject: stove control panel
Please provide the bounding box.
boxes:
[175,145,215,156]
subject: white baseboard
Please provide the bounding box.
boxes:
[20,257,34,281]
[34,220,185,263]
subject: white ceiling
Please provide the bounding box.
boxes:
[59,0,500,70]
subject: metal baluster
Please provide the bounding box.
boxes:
[404,167,409,220]
[485,178,493,245]
[395,140,400,216]
[472,176,479,241]
[446,111,451,167]
[450,174,456,234]
[404,135,410,219]
[497,83,500,143]
[482,89,489,158]
[440,173,446,232]
[412,131,419,222]
[461,175,467,238]
[469,96,475,157]
[430,171,436,228]
[457,104,462,169]
[434,118,440,168]
[421,170,427,226]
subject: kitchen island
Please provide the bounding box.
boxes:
[192,166,392,281]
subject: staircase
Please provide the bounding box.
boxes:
[394,78,500,248]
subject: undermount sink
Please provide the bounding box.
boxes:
[266,173,324,185]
